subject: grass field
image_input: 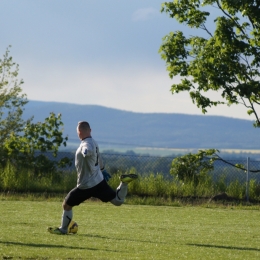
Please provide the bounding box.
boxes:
[1,199,260,260]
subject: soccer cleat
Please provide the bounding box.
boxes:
[120,173,138,184]
[47,227,66,235]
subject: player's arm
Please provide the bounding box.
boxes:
[101,168,111,182]
[80,143,90,157]
[97,143,111,182]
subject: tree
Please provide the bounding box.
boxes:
[0,47,29,144]
[0,47,70,173]
[159,0,260,126]
[170,149,217,184]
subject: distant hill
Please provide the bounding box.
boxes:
[22,100,259,151]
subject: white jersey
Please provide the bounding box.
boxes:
[75,137,104,189]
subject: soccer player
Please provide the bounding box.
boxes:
[48,121,138,234]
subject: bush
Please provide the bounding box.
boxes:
[0,161,76,193]
[1,163,259,203]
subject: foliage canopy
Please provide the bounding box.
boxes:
[170,149,217,184]
[159,0,260,126]
[0,47,70,174]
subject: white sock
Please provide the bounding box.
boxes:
[116,182,128,202]
[59,210,72,233]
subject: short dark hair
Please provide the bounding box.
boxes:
[78,121,90,131]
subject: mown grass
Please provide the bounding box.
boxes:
[1,199,260,260]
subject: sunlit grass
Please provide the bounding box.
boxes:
[1,200,260,259]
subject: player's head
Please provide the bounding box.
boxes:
[77,121,91,140]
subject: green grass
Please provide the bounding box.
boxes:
[1,199,260,259]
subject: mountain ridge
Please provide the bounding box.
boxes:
[22,100,259,151]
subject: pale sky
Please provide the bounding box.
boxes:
[0,0,255,121]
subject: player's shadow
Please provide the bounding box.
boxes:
[0,240,114,252]
[187,243,260,252]
[80,233,163,244]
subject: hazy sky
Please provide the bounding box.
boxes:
[0,0,255,120]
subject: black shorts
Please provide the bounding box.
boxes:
[65,180,116,207]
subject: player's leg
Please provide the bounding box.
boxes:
[47,201,72,235]
[91,174,138,206]
[91,179,127,206]
[58,202,73,233]
[48,194,74,235]
[111,173,138,206]
[48,187,89,234]
[110,182,128,206]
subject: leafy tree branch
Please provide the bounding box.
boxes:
[0,47,71,174]
[160,0,260,126]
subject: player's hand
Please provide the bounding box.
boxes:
[102,169,111,182]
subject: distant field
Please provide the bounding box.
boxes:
[2,200,260,259]
[65,139,260,157]
[102,146,260,158]
[64,142,197,156]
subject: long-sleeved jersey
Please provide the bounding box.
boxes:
[75,136,104,189]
